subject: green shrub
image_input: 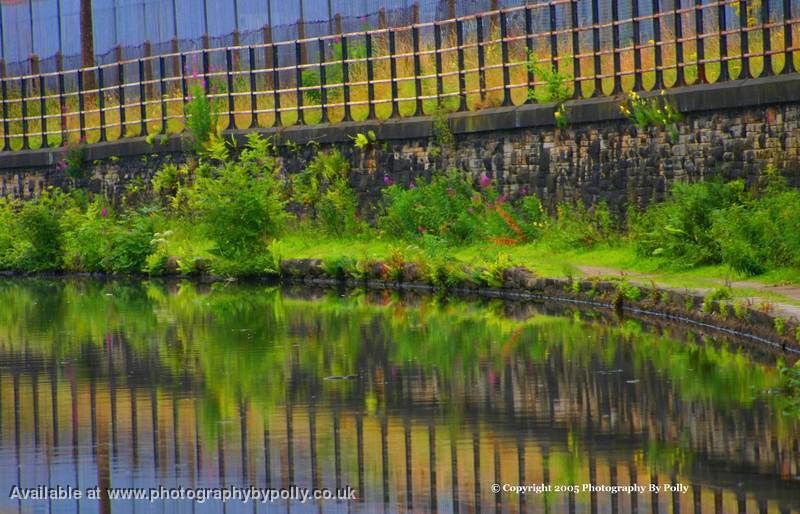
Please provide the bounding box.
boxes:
[103,213,155,274]
[542,201,615,250]
[15,193,66,271]
[0,199,17,269]
[293,149,360,235]
[187,133,286,259]
[380,170,485,244]
[632,179,745,268]
[62,200,111,271]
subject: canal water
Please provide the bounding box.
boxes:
[0,278,797,514]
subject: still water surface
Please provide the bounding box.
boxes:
[0,279,797,514]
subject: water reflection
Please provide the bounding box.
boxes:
[0,279,797,513]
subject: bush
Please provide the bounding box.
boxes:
[62,200,110,271]
[631,179,745,268]
[380,170,486,244]
[293,149,360,235]
[541,201,616,250]
[103,213,155,274]
[187,133,286,259]
[15,193,66,271]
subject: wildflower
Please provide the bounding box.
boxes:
[383,175,393,186]
[479,174,491,188]
[521,186,529,195]
[467,207,474,214]
[497,195,506,204]
[447,187,455,196]
[409,181,416,189]
[101,207,108,218]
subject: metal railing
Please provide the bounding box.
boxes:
[0,0,798,153]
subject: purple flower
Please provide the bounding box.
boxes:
[101,207,108,218]
[498,195,506,204]
[521,186,529,195]
[479,174,491,188]
[409,181,416,189]
[383,175,393,186]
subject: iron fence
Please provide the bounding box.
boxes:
[0,0,798,152]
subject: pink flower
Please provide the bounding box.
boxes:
[447,187,455,196]
[466,207,473,214]
[479,174,491,188]
[409,181,416,189]
[497,195,506,204]
[101,207,108,218]
[383,175,392,186]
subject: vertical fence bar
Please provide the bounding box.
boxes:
[0,77,8,151]
[761,0,771,77]
[611,0,623,92]
[202,49,210,95]
[98,66,106,142]
[411,24,423,116]
[525,5,534,100]
[226,49,235,129]
[674,0,686,86]
[138,59,147,136]
[718,0,729,81]
[158,57,167,134]
[365,32,376,119]
[591,0,602,95]
[318,39,328,123]
[21,77,29,149]
[248,46,258,128]
[784,0,795,73]
[434,23,443,104]
[77,70,87,141]
[477,15,487,101]
[38,75,47,147]
[271,44,281,127]
[388,29,399,118]
[652,0,664,89]
[58,71,66,143]
[341,35,352,122]
[695,0,706,82]
[739,0,750,78]
[117,61,126,138]
[549,1,559,85]
[294,40,305,124]
[499,10,512,106]
[570,0,581,98]
[632,0,643,90]
[456,19,467,111]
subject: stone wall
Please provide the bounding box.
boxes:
[2,74,800,219]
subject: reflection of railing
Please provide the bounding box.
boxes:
[0,1,798,153]
[1,363,798,513]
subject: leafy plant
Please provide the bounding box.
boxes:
[185,82,219,152]
[619,90,682,141]
[56,141,87,179]
[350,130,377,152]
[527,52,573,127]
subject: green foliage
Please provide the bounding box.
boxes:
[479,253,514,288]
[103,213,155,274]
[185,82,219,152]
[542,202,616,250]
[380,170,486,245]
[430,104,455,158]
[350,130,377,152]
[57,141,87,179]
[777,359,800,417]
[15,192,66,271]
[293,149,361,235]
[187,133,286,259]
[631,179,745,268]
[302,39,367,104]
[616,282,642,302]
[619,90,682,141]
[527,52,573,127]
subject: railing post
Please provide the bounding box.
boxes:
[57,61,66,144]
[717,0,729,81]
[271,44,281,127]
[652,0,664,89]
[171,37,180,81]
[388,29,399,118]
[477,15,487,102]
[632,0,643,90]
[158,56,167,134]
[591,0,602,96]
[294,40,305,124]
[525,6,534,101]
[569,0,581,98]
[434,23,444,104]
[695,0,706,83]
[39,74,48,147]
[456,19,467,111]
[784,0,795,73]
[263,24,274,89]
[1,72,8,151]
[248,46,258,128]
[549,1,559,89]
[318,38,329,123]
[202,49,210,96]
[77,70,87,141]
[98,65,106,142]
[138,59,147,136]
[611,0,623,92]
[738,0,750,78]
[21,76,29,149]
[365,31,376,119]
[225,49,235,129]
[341,34,352,122]
[499,10,512,106]
[117,56,126,138]
[411,24,423,116]
[674,0,686,86]
[143,40,154,98]
[761,0,771,77]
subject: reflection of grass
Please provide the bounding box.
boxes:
[3,18,797,151]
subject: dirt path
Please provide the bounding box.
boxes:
[577,265,800,321]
